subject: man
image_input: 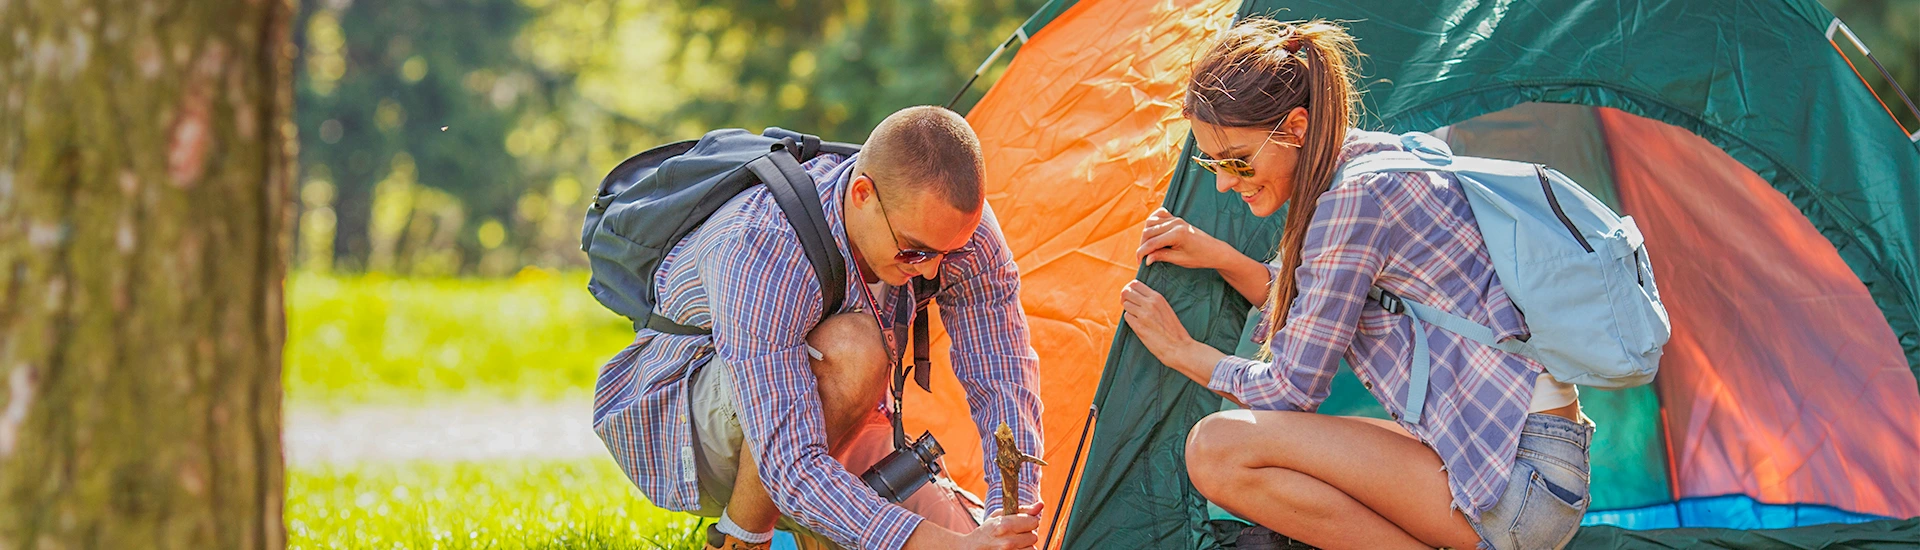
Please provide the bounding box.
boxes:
[593,106,1046,550]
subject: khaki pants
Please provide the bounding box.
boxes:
[687,355,983,549]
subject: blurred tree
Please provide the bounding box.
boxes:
[289,0,1049,274]
[1821,0,1920,132]
[293,0,534,272]
[0,0,293,547]
[661,0,1046,143]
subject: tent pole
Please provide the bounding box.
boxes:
[1827,18,1920,140]
[1043,403,1097,550]
[946,30,1028,112]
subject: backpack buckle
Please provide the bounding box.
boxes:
[1372,288,1407,315]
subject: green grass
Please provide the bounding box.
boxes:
[285,273,706,548]
[286,270,635,405]
[288,459,705,550]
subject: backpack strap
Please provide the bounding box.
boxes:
[750,146,848,322]
[638,132,855,336]
[1368,287,1530,424]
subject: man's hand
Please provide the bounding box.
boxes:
[905,502,1044,550]
[1137,208,1233,269]
[967,501,1044,550]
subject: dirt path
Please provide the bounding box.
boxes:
[285,401,604,465]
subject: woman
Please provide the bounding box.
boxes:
[1119,18,1593,550]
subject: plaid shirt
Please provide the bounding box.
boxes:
[1211,130,1542,520]
[592,153,1043,550]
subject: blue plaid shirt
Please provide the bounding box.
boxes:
[593,153,1043,550]
[1212,130,1545,520]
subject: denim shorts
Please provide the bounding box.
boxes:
[1468,413,1594,550]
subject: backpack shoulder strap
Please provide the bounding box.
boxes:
[749,147,847,322]
[908,275,942,392]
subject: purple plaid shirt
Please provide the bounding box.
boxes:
[592,153,1043,550]
[1211,129,1543,520]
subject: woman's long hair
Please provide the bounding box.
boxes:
[1182,18,1360,354]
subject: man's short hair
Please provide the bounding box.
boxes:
[856,106,985,213]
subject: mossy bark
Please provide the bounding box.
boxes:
[0,0,295,548]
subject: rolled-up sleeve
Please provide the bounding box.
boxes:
[704,223,921,550]
[1209,183,1390,412]
[936,206,1044,514]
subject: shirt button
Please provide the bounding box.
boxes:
[1391,412,1400,420]
[1362,380,1374,390]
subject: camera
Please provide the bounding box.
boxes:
[861,430,945,503]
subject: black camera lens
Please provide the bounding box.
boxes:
[861,432,945,503]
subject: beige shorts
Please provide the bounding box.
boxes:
[687,354,983,548]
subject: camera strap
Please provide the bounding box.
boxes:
[888,276,939,450]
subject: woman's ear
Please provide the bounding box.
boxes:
[1281,106,1311,146]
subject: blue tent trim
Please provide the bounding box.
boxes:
[1583,494,1892,531]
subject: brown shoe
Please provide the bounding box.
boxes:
[705,523,772,550]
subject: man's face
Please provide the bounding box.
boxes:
[844,174,982,287]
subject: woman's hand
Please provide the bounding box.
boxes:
[1137,208,1273,303]
[1121,280,1225,385]
[1137,208,1233,269]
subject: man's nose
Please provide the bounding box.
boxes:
[913,257,943,279]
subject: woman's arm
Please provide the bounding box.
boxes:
[1122,182,1392,412]
[1120,280,1246,408]
[1137,207,1271,304]
[1214,251,1276,306]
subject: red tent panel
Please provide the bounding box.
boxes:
[1601,107,1920,519]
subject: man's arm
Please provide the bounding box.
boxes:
[935,207,1045,513]
[704,223,923,550]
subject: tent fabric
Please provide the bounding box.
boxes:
[1583,494,1889,531]
[904,0,1237,544]
[933,0,1920,547]
[1289,0,1920,383]
[1568,516,1920,550]
[1598,106,1920,520]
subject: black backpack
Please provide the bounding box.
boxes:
[581,128,940,413]
[582,127,860,334]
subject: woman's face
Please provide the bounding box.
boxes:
[1189,107,1308,218]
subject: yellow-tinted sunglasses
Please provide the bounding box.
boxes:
[1191,123,1300,178]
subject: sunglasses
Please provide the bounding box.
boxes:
[1191,119,1300,179]
[865,173,974,265]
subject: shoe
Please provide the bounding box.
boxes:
[1233,524,1320,550]
[705,523,772,550]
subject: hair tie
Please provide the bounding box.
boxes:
[1278,30,1309,62]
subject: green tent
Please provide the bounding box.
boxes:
[955,0,1920,548]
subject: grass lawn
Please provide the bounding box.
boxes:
[287,459,705,550]
[287,272,711,549]
[285,270,635,405]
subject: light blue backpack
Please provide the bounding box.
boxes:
[1336,132,1670,424]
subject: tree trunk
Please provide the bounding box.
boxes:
[0,0,295,548]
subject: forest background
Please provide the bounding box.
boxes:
[277,1,1920,548]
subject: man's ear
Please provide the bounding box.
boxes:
[846,174,874,209]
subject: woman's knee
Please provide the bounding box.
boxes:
[1185,410,1257,492]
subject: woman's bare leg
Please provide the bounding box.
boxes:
[1186,410,1481,550]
